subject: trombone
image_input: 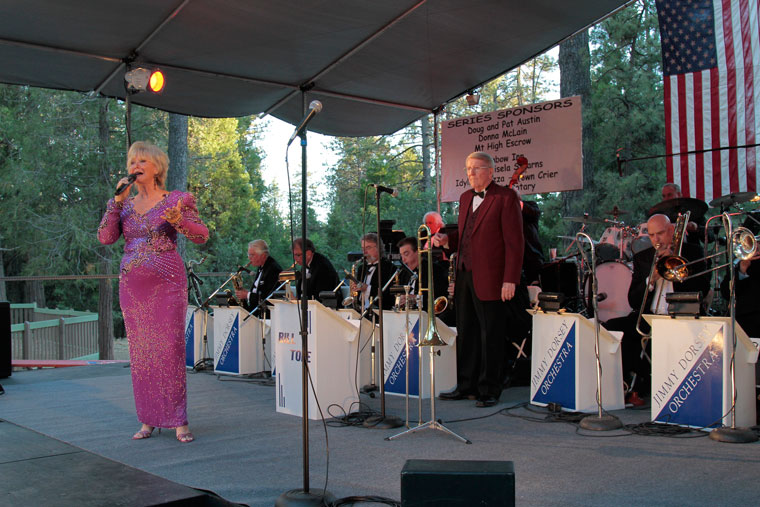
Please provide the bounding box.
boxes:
[635,212,690,339]
[656,213,758,283]
[416,224,446,346]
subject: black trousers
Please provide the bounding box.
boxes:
[604,312,651,395]
[454,270,508,399]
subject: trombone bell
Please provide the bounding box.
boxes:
[656,255,689,283]
[733,228,757,260]
[418,315,446,346]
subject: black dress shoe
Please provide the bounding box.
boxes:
[475,396,498,408]
[439,388,475,400]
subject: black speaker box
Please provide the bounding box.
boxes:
[0,301,10,378]
[401,459,515,507]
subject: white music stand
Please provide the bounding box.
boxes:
[213,306,268,375]
[338,308,377,389]
[645,315,758,428]
[380,311,456,398]
[272,300,359,420]
[185,307,213,370]
[530,311,625,412]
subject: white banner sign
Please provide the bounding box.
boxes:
[440,96,583,201]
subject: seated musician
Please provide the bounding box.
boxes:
[350,233,395,311]
[235,239,283,318]
[605,214,710,406]
[292,237,339,303]
[396,236,448,312]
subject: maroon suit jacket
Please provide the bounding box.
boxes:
[447,182,524,301]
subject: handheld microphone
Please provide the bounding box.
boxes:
[287,100,323,145]
[370,184,398,197]
[115,173,138,196]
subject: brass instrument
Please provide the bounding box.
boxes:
[417,224,446,346]
[278,262,297,282]
[656,212,758,283]
[655,211,690,282]
[635,240,662,340]
[342,259,362,308]
[231,272,244,291]
[635,213,689,338]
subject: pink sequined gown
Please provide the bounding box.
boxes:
[98,191,208,428]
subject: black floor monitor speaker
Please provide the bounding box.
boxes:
[401,459,515,507]
[0,301,10,378]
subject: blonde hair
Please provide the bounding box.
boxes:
[126,141,169,189]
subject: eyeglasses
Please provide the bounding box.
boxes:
[465,165,491,173]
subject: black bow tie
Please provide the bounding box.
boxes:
[473,190,485,198]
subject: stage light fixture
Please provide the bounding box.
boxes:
[124,67,165,93]
[465,90,480,106]
[148,70,164,92]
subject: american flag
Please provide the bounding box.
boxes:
[657,0,760,203]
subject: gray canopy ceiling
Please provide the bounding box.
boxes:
[0,0,628,137]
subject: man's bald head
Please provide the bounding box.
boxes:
[647,214,675,250]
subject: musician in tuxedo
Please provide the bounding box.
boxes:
[628,214,709,315]
[609,213,710,405]
[396,236,448,311]
[433,151,524,407]
[235,239,283,318]
[350,232,395,311]
[292,237,339,303]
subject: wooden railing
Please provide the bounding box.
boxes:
[10,303,99,360]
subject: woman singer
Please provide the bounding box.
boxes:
[98,141,209,443]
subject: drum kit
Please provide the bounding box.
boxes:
[557,207,639,321]
[547,192,760,322]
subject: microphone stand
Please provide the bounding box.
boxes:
[276,94,334,507]
[709,217,758,443]
[362,229,403,432]
[575,232,623,431]
[186,260,214,371]
[242,279,292,323]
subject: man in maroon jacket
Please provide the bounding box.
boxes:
[433,151,524,407]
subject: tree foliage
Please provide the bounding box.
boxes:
[1,2,670,342]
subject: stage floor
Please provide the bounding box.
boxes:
[1,363,758,506]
